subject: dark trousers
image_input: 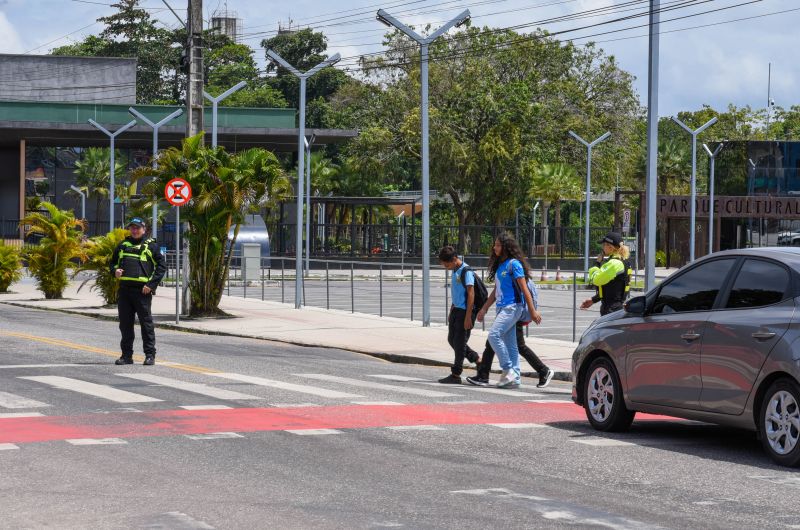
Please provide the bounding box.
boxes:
[447,307,480,376]
[477,323,547,378]
[600,301,624,316]
[118,284,156,358]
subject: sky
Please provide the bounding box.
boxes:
[0,0,797,117]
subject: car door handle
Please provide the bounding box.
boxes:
[752,331,776,340]
[681,332,701,341]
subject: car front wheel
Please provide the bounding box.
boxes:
[759,379,800,467]
[584,357,634,432]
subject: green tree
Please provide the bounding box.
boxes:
[0,243,23,293]
[20,203,87,299]
[528,162,583,254]
[262,28,348,126]
[71,147,127,224]
[76,228,129,305]
[132,134,289,315]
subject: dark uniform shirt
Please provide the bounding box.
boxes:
[110,237,167,291]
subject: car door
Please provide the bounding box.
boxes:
[700,258,795,415]
[625,258,737,410]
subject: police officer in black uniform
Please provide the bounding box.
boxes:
[111,217,167,365]
[580,232,633,316]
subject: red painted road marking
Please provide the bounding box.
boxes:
[0,402,682,445]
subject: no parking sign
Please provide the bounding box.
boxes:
[165,178,192,206]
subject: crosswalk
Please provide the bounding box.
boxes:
[0,368,572,416]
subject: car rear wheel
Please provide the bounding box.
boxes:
[584,357,634,432]
[759,379,800,467]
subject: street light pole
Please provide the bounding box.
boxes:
[376,7,471,327]
[203,81,247,148]
[702,142,724,255]
[128,107,184,238]
[265,50,341,309]
[69,185,86,220]
[671,116,718,262]
[569,130,611,275]
[645,0,660,291]
[303,134,316,275]
[87,119,137,232]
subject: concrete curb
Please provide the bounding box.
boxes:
[0,300,574,382]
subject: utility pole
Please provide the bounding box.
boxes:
[186,0,203,139]
[644,0,660,291]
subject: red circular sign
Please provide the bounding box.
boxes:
[165,178,192,206]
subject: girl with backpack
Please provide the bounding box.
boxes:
[476,232,541,388]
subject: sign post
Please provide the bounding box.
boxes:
[622,209,631,235]
[165,178,192,324]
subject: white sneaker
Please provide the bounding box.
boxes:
[496,370,519,388]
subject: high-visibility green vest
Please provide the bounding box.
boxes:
[116,238,157,283]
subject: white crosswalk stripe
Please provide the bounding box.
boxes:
[19,376,162,404]
[295,374,462,398]
[0,412,45,419]
[0,443,20,450]
[116,373,263,401]
[209,373,364,399]
[0,391,49,409]
[66,438,128,446]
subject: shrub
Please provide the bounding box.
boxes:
[0,243,23,292]
[76,228,129,305]
[655,250,666,267]
[21,202,86,299]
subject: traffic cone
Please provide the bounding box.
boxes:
[540,266,548,281]
[555,266,562,281]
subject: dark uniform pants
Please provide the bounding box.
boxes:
[600,301,624,316]
[118,284,156,358]
[447,308,480,376]
[477,323,548,379]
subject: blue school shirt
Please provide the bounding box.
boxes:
[451,262,474,310]
[496,258,525,308]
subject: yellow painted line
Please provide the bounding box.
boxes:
[0,332,220,375]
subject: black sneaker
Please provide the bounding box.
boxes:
[143,355,156,366]
[438,374,462,384]
[466,375,489,387]
[115,357,133,365]
[537,369,554,388]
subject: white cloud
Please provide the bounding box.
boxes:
[0,11,24,53]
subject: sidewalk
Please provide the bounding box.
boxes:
[1,278,579,381]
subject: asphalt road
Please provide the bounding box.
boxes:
[223,278,601,342]
[1,304,796,529]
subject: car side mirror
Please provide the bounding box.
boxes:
[625,295,647,316]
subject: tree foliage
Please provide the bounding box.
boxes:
[132,134,289,315]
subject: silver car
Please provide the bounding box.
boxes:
[572,248,800,466]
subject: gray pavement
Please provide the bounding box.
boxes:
[1,276,580,379]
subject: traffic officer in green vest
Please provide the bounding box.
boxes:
[111,217,167,365]
[580,232,633,316]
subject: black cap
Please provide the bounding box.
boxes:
[127,217,146,228]
[599,232,622,246]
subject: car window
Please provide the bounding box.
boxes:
[725,259,789,309]
[652,258,736,314]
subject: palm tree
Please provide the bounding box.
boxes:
[20,202,86,299]
[0,243,23,293]
[75,228,129,305]
[132,134,289,315]
[529,162,583,255]
[72,147,127,228]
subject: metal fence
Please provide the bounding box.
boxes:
[210,254,627,342]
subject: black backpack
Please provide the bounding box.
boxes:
[460,266,488,313]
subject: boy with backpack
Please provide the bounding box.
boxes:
[437,246,488,384]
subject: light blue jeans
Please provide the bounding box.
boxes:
[488,303,523,376]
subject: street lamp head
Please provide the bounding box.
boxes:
[454,11,471,28]
[327,53,341,67]
[376,10,392,27]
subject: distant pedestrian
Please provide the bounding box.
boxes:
[111,217,166,366]
[467,286,553,388]
[580,232,633,316]
[437,246,481,384]
[476,232,541,388]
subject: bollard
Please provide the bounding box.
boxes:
[555,266,562,281]
[540,266,548,282]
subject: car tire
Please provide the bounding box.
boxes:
[583,357,634,432]
[759,378,800,467]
